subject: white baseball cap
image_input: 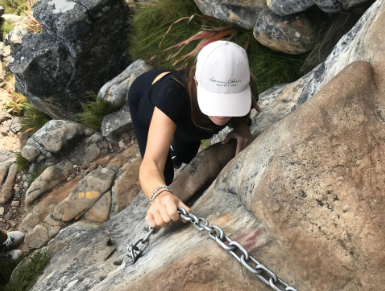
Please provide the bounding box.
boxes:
[195,41,251,117]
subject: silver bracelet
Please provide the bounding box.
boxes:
[150,185,171,203]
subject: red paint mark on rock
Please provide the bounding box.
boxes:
[233,227,264,250]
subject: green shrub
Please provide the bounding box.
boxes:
[0,252,50,291]
[129,0,305,92]
[16,152,29,172]
[75,92,119,131]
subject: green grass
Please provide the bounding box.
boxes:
[129,0,305,92]
[75,92,120,131]
[21,102,51,134]
[200,139,211,149]
[2,21,14,37]
[0,252,50,291]
[0,0,27,15]
[16,152,30,171]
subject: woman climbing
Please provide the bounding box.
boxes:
[127,41,259,229]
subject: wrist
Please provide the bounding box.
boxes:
[150,185,172,203]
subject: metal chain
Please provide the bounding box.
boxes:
[126,207,298,291]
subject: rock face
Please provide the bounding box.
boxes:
[28,1,385,290]
[30,61,385,291]
[21,120,85,166]
[254,9,317,54]
[101,107,133,140]
[98,59,152,107]
[194,0,267,30]
[25,160,74,205]
[53,166,116,222]
[9,0,130,120]
[267,0,315,16]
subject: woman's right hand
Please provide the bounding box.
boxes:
[146,191,191,228]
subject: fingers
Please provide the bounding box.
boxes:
[177,200,191,213]
[222,132,235,144]
[145,213,159,228]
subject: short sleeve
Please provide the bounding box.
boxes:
[150,75,190,125]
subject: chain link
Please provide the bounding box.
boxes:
[126,207,298,291]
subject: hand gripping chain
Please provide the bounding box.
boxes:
[126,207,298,291]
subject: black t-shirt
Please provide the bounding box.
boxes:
[138,69,227,143]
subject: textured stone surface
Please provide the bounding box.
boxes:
[107,146,139,171]
[110,156,141,216]
[194,0,267,30]
[26,159,74,205]
[0,163,18,203]
[7,27,28,51]
[254,9,317,54]
[98,59,152,107]
[314,0,343,12]
[24,224,49,250]
[267,0,315,16]
[9,0,130,120]
[20,177,81,233]
[28,120,84,153]
[101,106,132,140]
[340,0,371,9]
[53,166,116,222]
[31,60,385,291]
[84,191,111,222]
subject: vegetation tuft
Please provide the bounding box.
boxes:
[16,152,29,171]
[0,252,50,291]
[3,92,51,135]
[75,92,119,131]
[0,0,28,15]
[129,0,305,92]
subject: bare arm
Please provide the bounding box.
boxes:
[140,107,190,228]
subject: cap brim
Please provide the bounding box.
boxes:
[197,85,251,117]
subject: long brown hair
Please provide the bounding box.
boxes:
[175,67,260,131]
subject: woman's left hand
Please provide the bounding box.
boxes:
[222,125,253,155]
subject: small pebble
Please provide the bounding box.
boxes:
[14,186,20,193]
[118,141,126,149]
[11,201,20,207]
[108,143,112,150]
[0,207,4,216]
[101,149,109,155]
[109,149,114,153]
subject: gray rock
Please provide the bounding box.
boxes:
[53,166,116,222]
[195,0,267,30]
[340,0,371,9]
[1,14,23,25]
[98,59,152,107]
[25,159,73,205]
[267,0,315,16]
[314,0,343,12]
[101,106,132,140]
[81,144,101,167]
[28,120,84,153]
[254,9,317,54]
[9,0,130,120]
[0,163,18,203]
[21,145,40,162]
[7,27,28,51]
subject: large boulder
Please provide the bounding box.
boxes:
[253,9,317,54]
[27,1,385,290]
[194,0,267,30]
[29,61,385,291]
[98,59,152,107]
[9,0,130,120]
